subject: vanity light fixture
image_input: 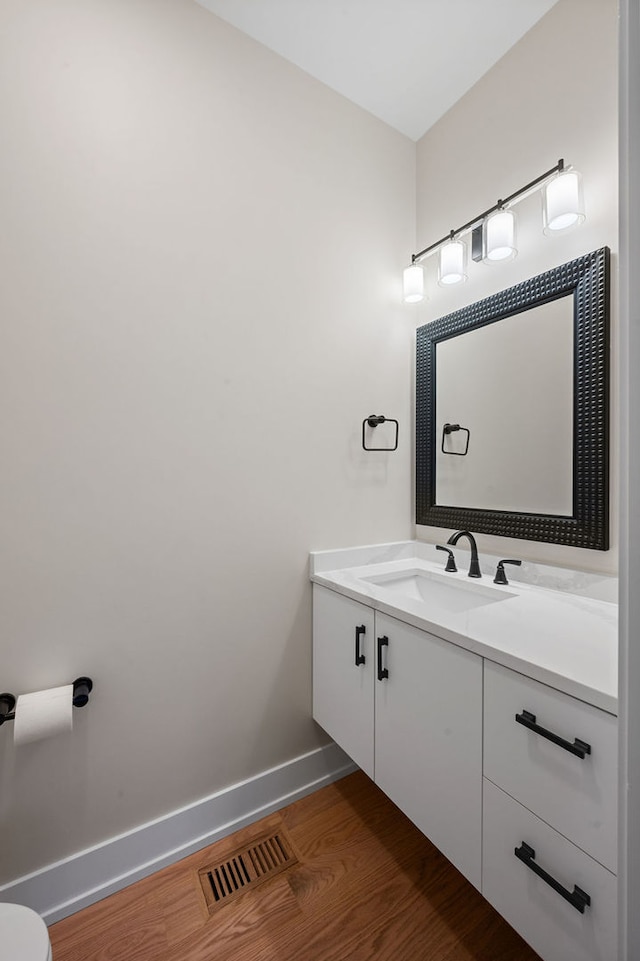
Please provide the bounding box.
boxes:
[438,234,467,285]
[402,159,584,303]
[542,167,585,233]
[402,263,425,302]
[483,206,517,263]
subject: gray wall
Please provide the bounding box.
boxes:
[414,0,618,573]
[0,0,415,882]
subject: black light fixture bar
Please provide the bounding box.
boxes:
[411,159,565,264]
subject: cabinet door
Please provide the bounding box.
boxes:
[483,778,617,961]
[312,585,375,778]
[374,612,483,889]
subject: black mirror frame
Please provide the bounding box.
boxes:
[416,247,610,550]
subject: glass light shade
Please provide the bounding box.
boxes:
[543,169,585,234]
[438,239,467,285]
[483,208,517,263]
[403,264,424,303]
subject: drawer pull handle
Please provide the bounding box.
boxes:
[515,709,592,759]
[377,636,389,681]
[514,842,591,914]
[355,625,366,666]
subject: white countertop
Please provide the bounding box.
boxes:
[310,542,618,715]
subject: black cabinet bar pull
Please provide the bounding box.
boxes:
[355,625,366,666]
[514,842,591,914]
[377,636,389,681]
[515,709,591,759]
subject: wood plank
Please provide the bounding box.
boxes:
[50,897,168,961]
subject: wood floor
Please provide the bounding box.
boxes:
[50,771,541,961]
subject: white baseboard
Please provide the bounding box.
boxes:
[0,742,356,925]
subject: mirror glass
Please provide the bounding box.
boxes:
[416,248,610,550]
[436,296,573,515]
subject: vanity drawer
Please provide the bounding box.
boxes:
[484,662,617,872]
[483,779,617,961]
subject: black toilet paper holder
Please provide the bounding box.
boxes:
[0,677,93,726]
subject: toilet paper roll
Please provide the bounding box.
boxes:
[14,685,74,745]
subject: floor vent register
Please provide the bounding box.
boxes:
[198,829,298,913]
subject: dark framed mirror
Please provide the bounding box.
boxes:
[416,247,610,549]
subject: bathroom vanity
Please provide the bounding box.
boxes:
[311,541,618,961]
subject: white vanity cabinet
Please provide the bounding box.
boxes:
[312,585,483,889]
[311,542,619,961]
[312,573,618,961]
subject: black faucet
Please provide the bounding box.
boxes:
[446,530,481,578]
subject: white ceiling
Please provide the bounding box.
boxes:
[194,0,560,141]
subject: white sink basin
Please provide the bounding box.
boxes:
[360,568,515,614]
